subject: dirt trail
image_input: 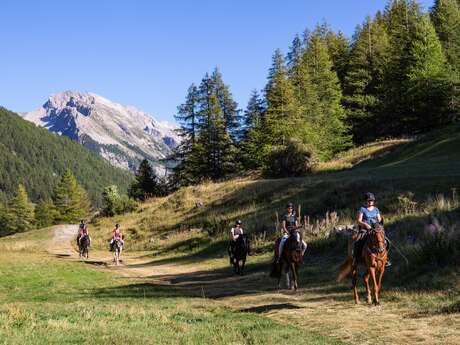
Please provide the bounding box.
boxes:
[49,225,460,345]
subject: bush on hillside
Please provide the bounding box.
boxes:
[102,185,138,216]
[265,139,318,178]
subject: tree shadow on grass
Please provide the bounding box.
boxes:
[240,303,303,314]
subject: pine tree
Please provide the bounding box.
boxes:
[405,14,455,130]
[324,30,351,88]
[34,199,58,228]
[303,32,351,159]
[289,41,322,151]
[343,16,390,143]
[286,34,304,76]
[8,184,35,233]
[240,90,266,168]
[173,70,239,185]
[381,1,452,135]
[211,68,241,141]
[431,0,460,76]
[263,49,300,148]
[172,84,200,185]
[129,159,161,200]
[197,77,236,179]
[53,170,90,223]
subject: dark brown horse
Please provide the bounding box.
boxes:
[229,234,250,275]
[271,229,303,291]
[78,235,90,259]
[338,223,388,305]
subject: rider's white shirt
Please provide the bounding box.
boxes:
[230,227,244,241]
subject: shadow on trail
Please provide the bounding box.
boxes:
[240,303,303,313]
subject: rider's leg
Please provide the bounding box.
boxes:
[277,235,288,263]
[301,240,307,256]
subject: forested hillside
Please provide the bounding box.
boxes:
[0,107,133,206]
[172,0,460,186]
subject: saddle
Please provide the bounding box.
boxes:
[353,233,368,261]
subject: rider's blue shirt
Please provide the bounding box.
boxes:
[359,206,380,226]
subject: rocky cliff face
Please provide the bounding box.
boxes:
[21,91,179,174]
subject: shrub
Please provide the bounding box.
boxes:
[265,139,317,178]
[102,185,138,216]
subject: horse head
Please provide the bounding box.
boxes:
[368,223,386,254]
[288,228,302,251]
[236,234,249,252]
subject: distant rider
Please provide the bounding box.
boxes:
[277,203,307,263]
[229,220,244,262]
[110,223,124,251]
[76,220,91,247]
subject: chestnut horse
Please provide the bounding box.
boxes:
[337,223,387,305]
[271,229,303,291]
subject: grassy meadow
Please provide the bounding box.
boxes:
[1,125,459,344]
[0,229,344,345]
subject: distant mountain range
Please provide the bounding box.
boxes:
[21,91,179,174]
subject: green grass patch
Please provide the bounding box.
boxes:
[0,252,345,345]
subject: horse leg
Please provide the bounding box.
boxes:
[370,268,379,305]
[240,257,246,276]
[291,262,298,291]
[378,267,385,290]
[283,263,290,289]
[352,266,359,304]
[364,269,372,304]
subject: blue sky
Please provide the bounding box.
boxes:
[1,0,434,123]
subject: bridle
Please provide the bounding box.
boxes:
[367,226,387,259]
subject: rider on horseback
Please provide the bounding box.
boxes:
[355,192,391,266]
[276,203,307,263]
[76,220,91,247]
[109,223,124,251]
[229,220,244,262]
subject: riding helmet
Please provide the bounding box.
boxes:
[115,223,120,228]
[235,220,242,226]
[364,192,375,201]
[287,202,294,208]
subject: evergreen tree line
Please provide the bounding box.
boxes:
[173,0,460,185]
[0,170,90,235]
[0,107,133,207]
[0,160,164,234]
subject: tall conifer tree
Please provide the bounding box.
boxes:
[382,0,452,135]
[240,90,266,169]
[53,170,90,223]
[303,32,351,158]
[263,49,300,148]
[343,16,390,143]
[431,0,460,76]
[8,184,35,233]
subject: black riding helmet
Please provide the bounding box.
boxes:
[287,202,294,208]
[364,192,375,201]
[115,223,120,228]
[235,220,242,226]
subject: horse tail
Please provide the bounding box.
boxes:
[337,256,353,283]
